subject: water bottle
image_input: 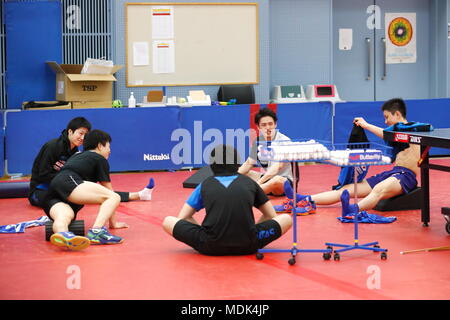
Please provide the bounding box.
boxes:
[128,92,136,108]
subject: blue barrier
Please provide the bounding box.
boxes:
[4,99,450,174]
[0,114,4,177]
[5,108,182,174]
[277,102,333,142]
[179,104,251,167]
[178,103,333,167]
[334,101,386,144]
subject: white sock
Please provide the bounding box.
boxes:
[139,188,153,201]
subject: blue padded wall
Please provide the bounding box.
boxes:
[5,1,62,108]
[277,102,333,142]
[5,108,182,174]
[0,111,4,177]
[179,105,251,167]
[334,101,386,145]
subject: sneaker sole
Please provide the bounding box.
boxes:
[294,209,317,216]
[50,234,90,251]
[275,209,292,214]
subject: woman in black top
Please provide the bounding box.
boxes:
[47,130,128,250]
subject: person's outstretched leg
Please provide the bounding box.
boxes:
[285,180,373,205]
[355,177,403,212]
[126,177,156,201]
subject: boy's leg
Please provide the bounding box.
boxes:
[272,214,292,234]
[49,202,76,233]
[67,181,121,228]
[162,216,181,236]
[246,170,264,182]
[256,215,291,249]
[260,176,287,196]
[285,180,373,205]
[120,178,155,201]
[356,177,402,211]
[165,218,205,252]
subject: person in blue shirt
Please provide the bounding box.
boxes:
[162,144,292,256]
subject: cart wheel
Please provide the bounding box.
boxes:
[446,222,450,235]
[327,246,333,253]
[256,253,264,260]
[333,253,340,261]
[373,245,380,252]
[288,257,296,265]
[323,252,331,260]
[381,252,388,260]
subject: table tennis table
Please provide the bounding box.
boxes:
[383,128,450,227]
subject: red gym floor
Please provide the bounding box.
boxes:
[0,160,449,300]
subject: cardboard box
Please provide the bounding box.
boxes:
[22,101,72,110]
[71,101,112,109]
[46,61,122,102]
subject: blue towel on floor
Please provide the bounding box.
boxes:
[338,211,396,224]
[0,216,50,233]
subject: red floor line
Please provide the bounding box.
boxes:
[116,206,163,226]
[248,255,393,300]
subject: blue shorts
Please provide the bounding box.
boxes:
[366,166,417,194]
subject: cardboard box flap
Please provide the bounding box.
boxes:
[47,61,122,75]
[66,74,117,82]
[46,61,66,74]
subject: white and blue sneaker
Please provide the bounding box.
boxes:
[87,227,123,245]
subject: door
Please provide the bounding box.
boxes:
[333,0,430,101]
[374,0,429,101]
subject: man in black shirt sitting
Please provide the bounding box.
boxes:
[162,144,292,256]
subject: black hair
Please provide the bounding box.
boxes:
[254,108,277,125]
[66,117,92,132]
[381,98,407,118]
[209,144,241,176]
[83,129,112,151]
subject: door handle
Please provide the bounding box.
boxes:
[382,37,387,80]
[366,38,371,80]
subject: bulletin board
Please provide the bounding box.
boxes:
[125,2,259,87]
